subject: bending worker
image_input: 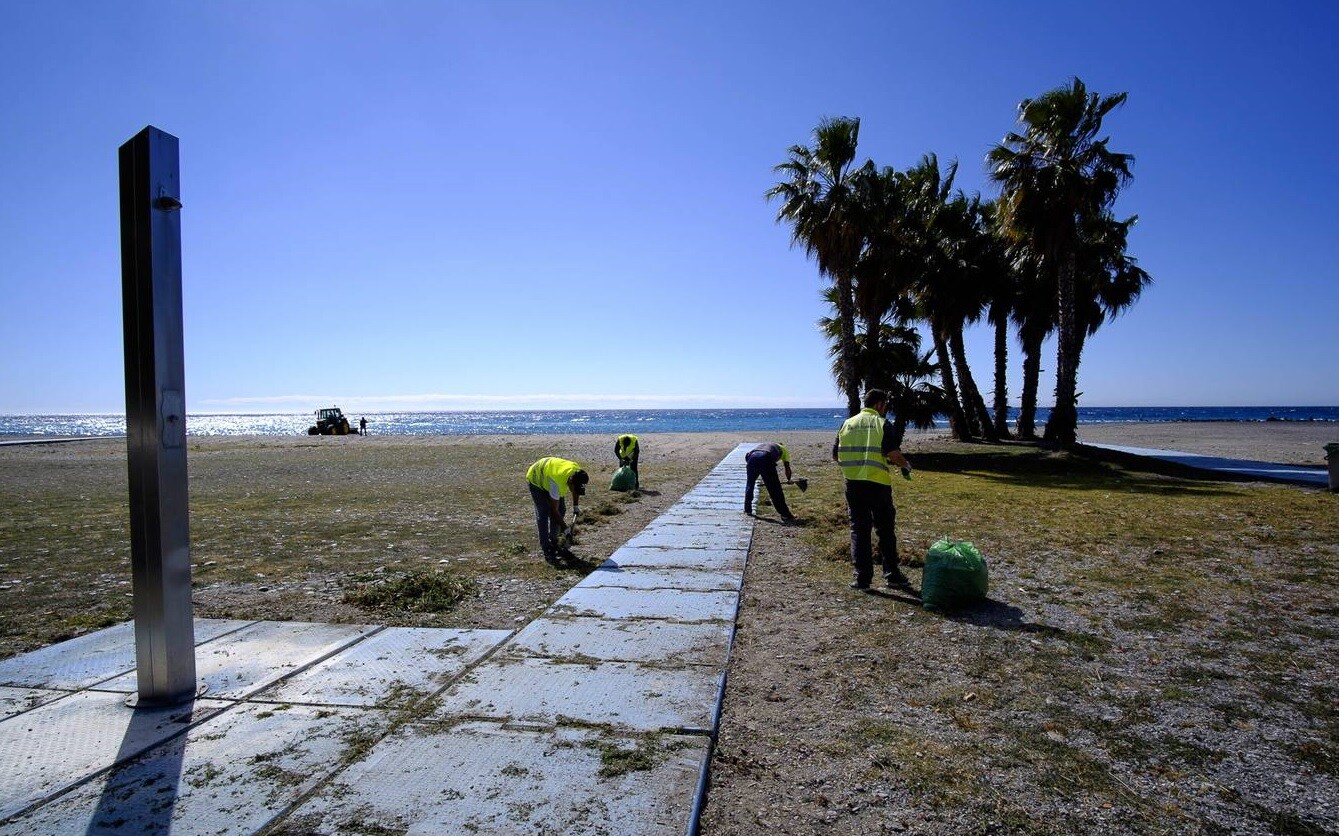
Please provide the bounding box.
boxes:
[614,433,640,478]
[526,456,589,566]
[833,389,912,591]
[744,442,796,523]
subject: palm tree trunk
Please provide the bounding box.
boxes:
[1045,256,1080,447]
[889,414,908,449]
[835,275,862,416]
[992,315,1012,438]
[1018,329,1043,440]
[862,312,881,393]
[931,329,971,440]
[950,327,998,442]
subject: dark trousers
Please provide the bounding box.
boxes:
[528,483,565,558]
[845,479,898,585]
[745,452,792,518]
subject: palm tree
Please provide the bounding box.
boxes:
[902,155,999,441]
[980,200,1017,438]
[819,297,945,447]
[1074,212,1152,358]
[989,78,1133,447]
[769,117,866,416]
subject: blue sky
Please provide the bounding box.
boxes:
[2,1,1336,414]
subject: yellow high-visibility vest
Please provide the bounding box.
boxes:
[527,457,583,497]
[617,435,639,458]
[836,408,892,485]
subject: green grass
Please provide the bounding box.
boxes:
[771,439,1339,834]
[0,436,722,657]
[341,570,477,613]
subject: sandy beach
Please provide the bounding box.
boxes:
[1076,420,1337,465]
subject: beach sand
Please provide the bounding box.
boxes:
[1076,420,1337,465]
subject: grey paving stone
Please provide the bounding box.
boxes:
[550,586,739,622]
[0,702,382,836]
[0,686,66,722]
[505,617,733,667]
[439,657,723,732]
[0,691,230,821]
[91,621,377,699]
[0,619,253,691]
[579,565,741,592]
[602,544,746,572]
[255,627,511,707]
[281,719,709,836]
[624,525,751,551]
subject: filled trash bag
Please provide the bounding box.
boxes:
[921,539,988,611]
[610,465,638,492]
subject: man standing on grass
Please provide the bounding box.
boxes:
[744,442,797,523]
[526,456,589,566]
[833,389,913,591]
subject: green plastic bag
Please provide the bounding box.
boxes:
[610,465,638,492]
[921,539,988,611]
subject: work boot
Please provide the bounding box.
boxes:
[885,570,913,590]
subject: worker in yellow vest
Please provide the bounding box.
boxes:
[833,389,913,591]
[526,456,589,566]
[614,434,640,478]
[744,442,796,522]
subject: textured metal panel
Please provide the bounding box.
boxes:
[0,703,382,836]
[0,619,252,691]
[0,690,229,821]
[625,524,751,551]
[579,566,741,592]
[653,508,747,526]
[602,545,746,572]
[505,617,733,668]
[281,720,709,836]
[257,627,510,707]
[1084,442,1331,486]
[92,621,376,699]
[550,586,738,623]
[0,687,66,722]
[441,658,722,732]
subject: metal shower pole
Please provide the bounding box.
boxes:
[118,125,198,706]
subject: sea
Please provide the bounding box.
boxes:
[1,406,1336,438]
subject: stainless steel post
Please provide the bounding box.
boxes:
[118,126,198,706]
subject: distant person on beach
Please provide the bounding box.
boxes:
[526,456,589,566]
[744,442,796,522]
[615,434,640,477]
[833,389,913,591]
[359,416,367,435]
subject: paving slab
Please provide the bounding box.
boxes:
[579,565,741,592]
[439,657,723,732]
[279,719,709,836]
[255,627,511,707]
[652,507,750,526]
[550,586,739,622]
[91,621,378,699]
[0,687,67,722]
[625,522,752,551]
[602,544,746,572]
[0,691,230,821]
[1082,442,1331,487]
[504,617,734,667]
[0,619,253,690]
[0,702,381,836]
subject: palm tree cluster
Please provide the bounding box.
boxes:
[769,78,1150,448]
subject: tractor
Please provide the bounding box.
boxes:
[307,406,354,435]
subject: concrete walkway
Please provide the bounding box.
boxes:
[1080,441,1332,488]
[0,444,759,835]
